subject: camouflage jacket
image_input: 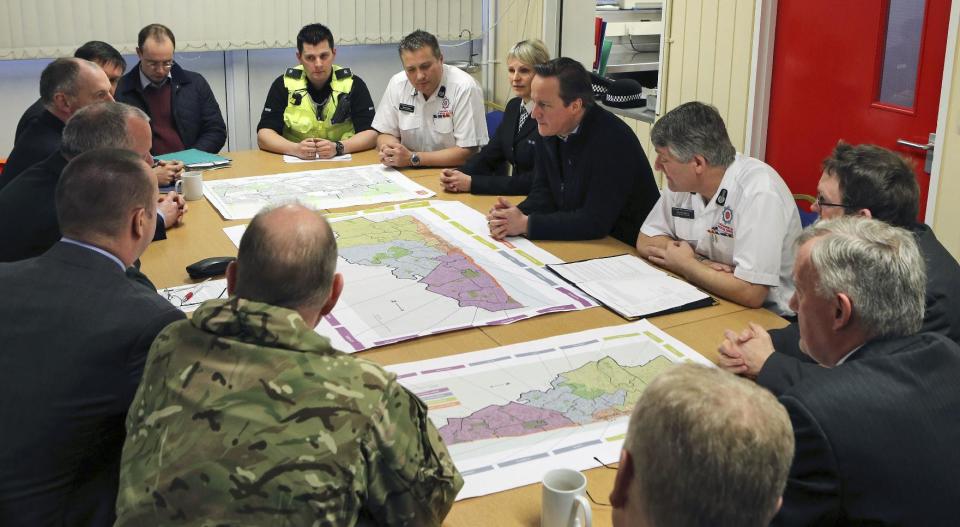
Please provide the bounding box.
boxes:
[115,297,462,526]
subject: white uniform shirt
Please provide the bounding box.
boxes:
[641,154,802,315]
[372,64,488,153]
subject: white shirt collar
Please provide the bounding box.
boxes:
[835,343,865,366]
[411,65,449,101]
[557,124,580,142]
[60,237,126,271]
[139,66,171,89]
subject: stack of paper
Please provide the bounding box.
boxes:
[548,254,713,319]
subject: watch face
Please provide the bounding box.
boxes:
[411,153,420,165]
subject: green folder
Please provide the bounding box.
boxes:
[597,39,614,77]
[154,148,231,169]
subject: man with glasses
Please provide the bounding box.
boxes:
[719,143,960,388]
[637,101,802,316]
[116,24,226,155]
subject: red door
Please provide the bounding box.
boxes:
[764,0,951,218]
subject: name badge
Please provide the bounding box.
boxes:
[399,103,415,113]
[672,207,695,219]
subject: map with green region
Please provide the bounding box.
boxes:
[335,215,523,312]
[437,355,673,445]
[202,164,435,220]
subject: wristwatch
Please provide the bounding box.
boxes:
[410,152,421,166]
[335,141,344,156]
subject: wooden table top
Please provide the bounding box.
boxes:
[140,149,787,526]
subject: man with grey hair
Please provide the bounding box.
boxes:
[0,148,184,527]
[610,364,794,527]
[373,29,488,168]
[0,101,186,263]
[1,57,114,188]
[637,101,801,316]
[731,143,960,387]
[115,203,463,526]
[720,217,960,525]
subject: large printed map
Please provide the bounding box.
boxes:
[224,201,595,351]
[203,164,434,219]
[336,215,522,312]
[387,320,713,499]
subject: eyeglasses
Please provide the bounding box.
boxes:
[143,59,174,69]
[815,195,858,209]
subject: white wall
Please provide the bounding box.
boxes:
[0,41,474,157]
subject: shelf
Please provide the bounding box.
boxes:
[600,103,656,124]
[604,50,659,73]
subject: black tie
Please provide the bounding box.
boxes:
[518,105,529,131]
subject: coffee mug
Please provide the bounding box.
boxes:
[542,468,593,527]
[175,171,204,201]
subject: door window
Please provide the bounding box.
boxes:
[878,0,927,108]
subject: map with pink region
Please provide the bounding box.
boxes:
[337,215,523,312]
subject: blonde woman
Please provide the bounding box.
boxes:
[440,39,549,194]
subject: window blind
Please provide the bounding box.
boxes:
[0,0,484,60]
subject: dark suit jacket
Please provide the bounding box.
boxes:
[517,104,659,244]
[14,98,46,144]
[0,152,167,263]
[763,224,960,390]
[0,109,64,190]
[460,97,539,195]
[773,332,960,526]
[0,242,184,526]
[116,63,227,154]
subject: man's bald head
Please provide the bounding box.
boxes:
[235,204,338,311]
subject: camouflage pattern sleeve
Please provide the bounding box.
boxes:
[362,374,464,526]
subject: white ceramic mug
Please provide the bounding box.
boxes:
[175,171,204,201]
[542,468,593,527]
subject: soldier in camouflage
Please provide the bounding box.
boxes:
[115,203,463,526]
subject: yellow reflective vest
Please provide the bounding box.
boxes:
[282,65,356,143]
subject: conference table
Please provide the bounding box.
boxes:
[140,149,789,527]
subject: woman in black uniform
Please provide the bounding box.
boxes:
[439,39,550,195]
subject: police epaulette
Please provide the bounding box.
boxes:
[335,68,353,80]
[285,68,303,80]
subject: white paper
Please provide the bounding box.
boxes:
[224,201,597,352]
[158,279,229,313]
[385,320,713,499]
[202,163,435,220]
[282,154,352,163]
[549,254,710,319]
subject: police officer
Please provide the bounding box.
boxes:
[373,29,488,168]
[257,23,378,160]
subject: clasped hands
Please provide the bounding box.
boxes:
[379,142,413,168]
[439,169,471,193]
[153,159,184,186]
[486,197,527,240]
[294,138,340,160]
[717,322,775,379]
[157,191,188,228]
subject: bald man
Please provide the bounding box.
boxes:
[116,204,462,526]
[2,58,113,188]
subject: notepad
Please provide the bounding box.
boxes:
[547,254,715,319]
[154,148,231,169]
